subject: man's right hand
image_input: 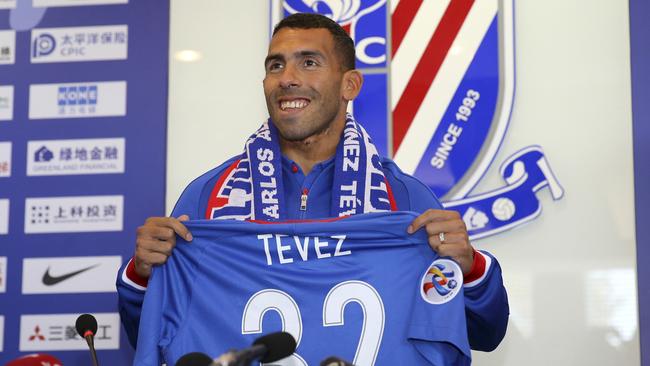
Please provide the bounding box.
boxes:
[134,215,193,279]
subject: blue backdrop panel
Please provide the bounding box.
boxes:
[630,0,650,364]
[0,1,168,364]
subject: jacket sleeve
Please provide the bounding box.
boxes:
[116,159,238,348]
[382,158,510,351]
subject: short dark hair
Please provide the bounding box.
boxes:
[272,13,356,71]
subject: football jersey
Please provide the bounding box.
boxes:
[134,211,471,366]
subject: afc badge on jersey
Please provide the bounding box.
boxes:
[270,0,564,240]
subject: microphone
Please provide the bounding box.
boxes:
[320,356,354,366]
[76,313,100,366]
[6,354,63,366]
[231,331,296,365]
[176,331,296,366]
[175,352,213,366]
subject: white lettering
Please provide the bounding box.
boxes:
[332,235,351,257]
[275,234,293,264]
[258,234,274,265]
[294,236,309,261]
[315,237,332,259]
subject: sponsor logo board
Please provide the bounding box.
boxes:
[31,25,128,63]
[19,313,119,351]
[0,315,4,352]
[0,30,15,64]
[0,0,16,9]
[33,0,128,7]
[27,138,125,176]
[29,81,126,119]
[0,199,8,235]
[0,141,10,177]
[24,195,123,234]
[22,256,121,294]
[0,85,14,121]
[0,256,6,293]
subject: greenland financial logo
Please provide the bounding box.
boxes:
[0,30,16,64]
[0,85,14,121]
[27,138,125,176]
[0,141,10,177]
[29,81,126,119]
[19,313,119,351]
[0,199,8,235]
[31,25,128,63]
[33,0,128,7]
[22,256,121,294]
[24,195,123,234]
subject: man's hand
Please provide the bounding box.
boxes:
[408,209,474,275]
[134,215,192,279]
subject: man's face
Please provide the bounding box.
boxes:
[263,28,347,142]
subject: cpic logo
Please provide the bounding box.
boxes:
[19,313,119,351]
[30,25,128,63]
[32,33,56,58]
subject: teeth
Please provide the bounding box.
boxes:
[280,99,308,111]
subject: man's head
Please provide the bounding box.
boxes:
[263,13,362,143]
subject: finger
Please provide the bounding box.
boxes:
[424,221,466,237]
[167,217,193,241]
[408,209,458,233]
[428,232,467,251]
[143,226,176,241]
[138,251,170,267]
[177,214,190,222]
[137,238,174,256]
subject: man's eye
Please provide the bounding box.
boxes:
[268,63,283,71]
[304,59,317,67]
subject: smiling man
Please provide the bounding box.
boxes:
[117,13,508,356]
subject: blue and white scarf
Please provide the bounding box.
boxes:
[206,114,393,221]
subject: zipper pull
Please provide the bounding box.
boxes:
[300,188,309,211]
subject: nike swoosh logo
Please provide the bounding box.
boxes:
[42,264,100,286]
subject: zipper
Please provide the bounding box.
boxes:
[300,188,309,211]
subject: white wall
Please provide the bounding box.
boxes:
[167,1,639,364]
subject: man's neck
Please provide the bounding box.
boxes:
[279,117,345,175]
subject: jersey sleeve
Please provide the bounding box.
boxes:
[382,158,509,351]
[116,157,240,348]
[133,237,202,366]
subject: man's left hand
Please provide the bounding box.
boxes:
[408,209,474,275]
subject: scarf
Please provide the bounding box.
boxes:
[206,114,393,221]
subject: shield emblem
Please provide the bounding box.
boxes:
[271,0,514,201]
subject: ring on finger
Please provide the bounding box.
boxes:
[438,232,445,243]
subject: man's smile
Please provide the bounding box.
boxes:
[278,97,311,111]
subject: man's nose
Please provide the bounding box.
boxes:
[279,64,300,89]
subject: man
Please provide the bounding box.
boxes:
[117,12,508,353]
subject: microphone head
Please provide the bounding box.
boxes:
[75,313,98,337]
[253,331,297,363]
[175,352,213,366]
[6,353,63,366]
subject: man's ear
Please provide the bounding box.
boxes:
[341,69,363,101]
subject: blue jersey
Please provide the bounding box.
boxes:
[134,212,471,366]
